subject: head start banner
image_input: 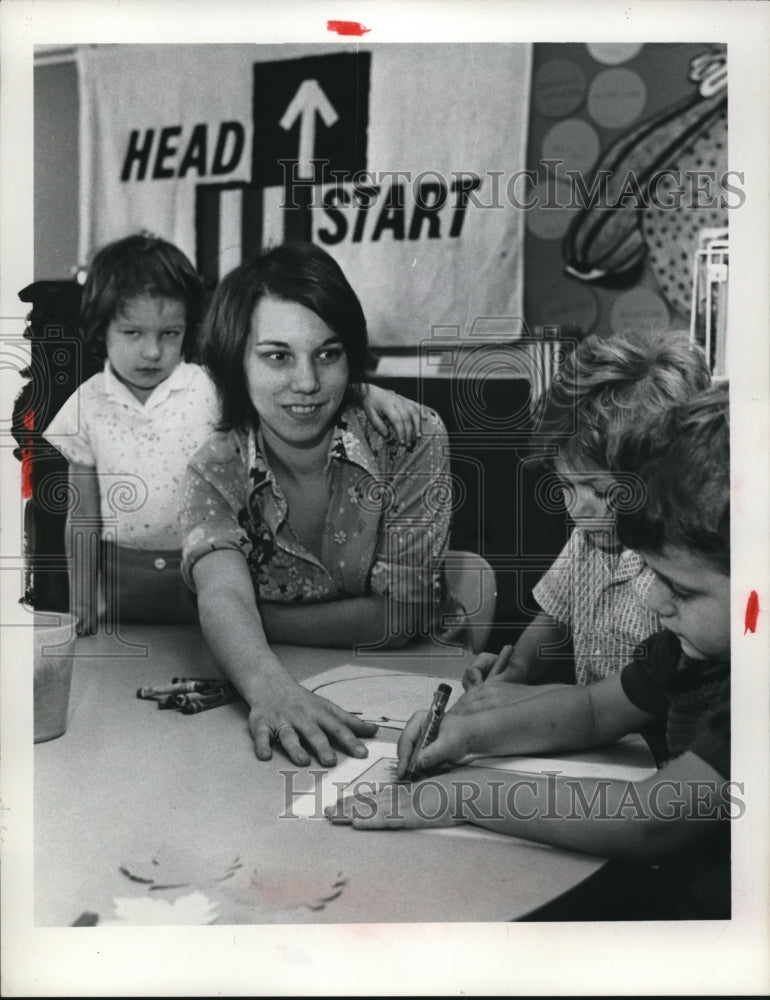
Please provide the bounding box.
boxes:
[78,42,531,347]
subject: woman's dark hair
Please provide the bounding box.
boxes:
[201,242,372,431]
[79,232,204,362]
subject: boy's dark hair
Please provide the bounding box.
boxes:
[613,380,730,574]
[534,329,711,470]
[201,241,372,431]
[79,232,204,362]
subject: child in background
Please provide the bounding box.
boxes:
[464,328,711,688]
[44,232,423,633]
[333,383,733,920]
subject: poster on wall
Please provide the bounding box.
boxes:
[79,43,531,346]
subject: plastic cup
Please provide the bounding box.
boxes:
[33,611,77,743]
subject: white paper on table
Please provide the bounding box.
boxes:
[303,666,656,779]
[463,734,658,782]
[289,742,511,843]
[288,740,399,818]
[302,665,462,728]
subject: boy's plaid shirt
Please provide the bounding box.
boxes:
[533,528,661,684]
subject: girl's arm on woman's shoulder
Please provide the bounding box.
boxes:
[359,383,423,445]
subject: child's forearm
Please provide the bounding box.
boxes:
[64,464,102,631]
[462,683,597,758]
[503,612,572,684]
[412,671,657,777]
[454,752,731,862]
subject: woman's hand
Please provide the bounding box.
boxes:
[360,384,422,446]
[247,669,379,767]
[193,552,378,767]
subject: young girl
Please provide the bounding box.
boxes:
[464,327,711,688]
[43,233,423,633]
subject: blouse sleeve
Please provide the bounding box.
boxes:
[532,531,579,626]
[180,432,252,592]
[368,407,452,604]
[42,387,96,467]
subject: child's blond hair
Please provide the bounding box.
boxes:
[535,329,711,470]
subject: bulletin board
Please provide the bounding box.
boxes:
[523,42,729,340]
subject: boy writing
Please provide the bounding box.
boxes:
[465,329,711,688]
[330,382,732,919]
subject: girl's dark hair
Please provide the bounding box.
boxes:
[201,242,372,431]
[79,232,204,362]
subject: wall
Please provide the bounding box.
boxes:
[34,60,79,280]
[523,42,727,340]
[34,44,727,336]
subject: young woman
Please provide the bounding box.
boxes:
[181,242,456,767]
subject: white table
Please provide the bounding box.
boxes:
[35,626,652,925]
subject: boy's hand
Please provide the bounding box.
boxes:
[394,709,474,777]
[360,384,422,446]
[462,651,496,688]
[462,648,521,688]
[325,775,466,830]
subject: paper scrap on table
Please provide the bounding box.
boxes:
[103,891,219,925]
[221,864,348,914]
[119,845,242,890]
[302,665,461,727]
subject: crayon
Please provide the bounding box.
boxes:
[137,679,235,699]
[176,690,240,714]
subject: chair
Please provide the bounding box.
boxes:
[442,549,498,654]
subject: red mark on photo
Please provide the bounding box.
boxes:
[21,409,34,500]
[744,590,760,634]
[327,20,371,36]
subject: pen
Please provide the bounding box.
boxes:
[402,683,452,782]
[486,644,514,682]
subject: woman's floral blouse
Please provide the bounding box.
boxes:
[180,405,453,611]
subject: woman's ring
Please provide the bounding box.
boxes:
[272,724,294,744]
